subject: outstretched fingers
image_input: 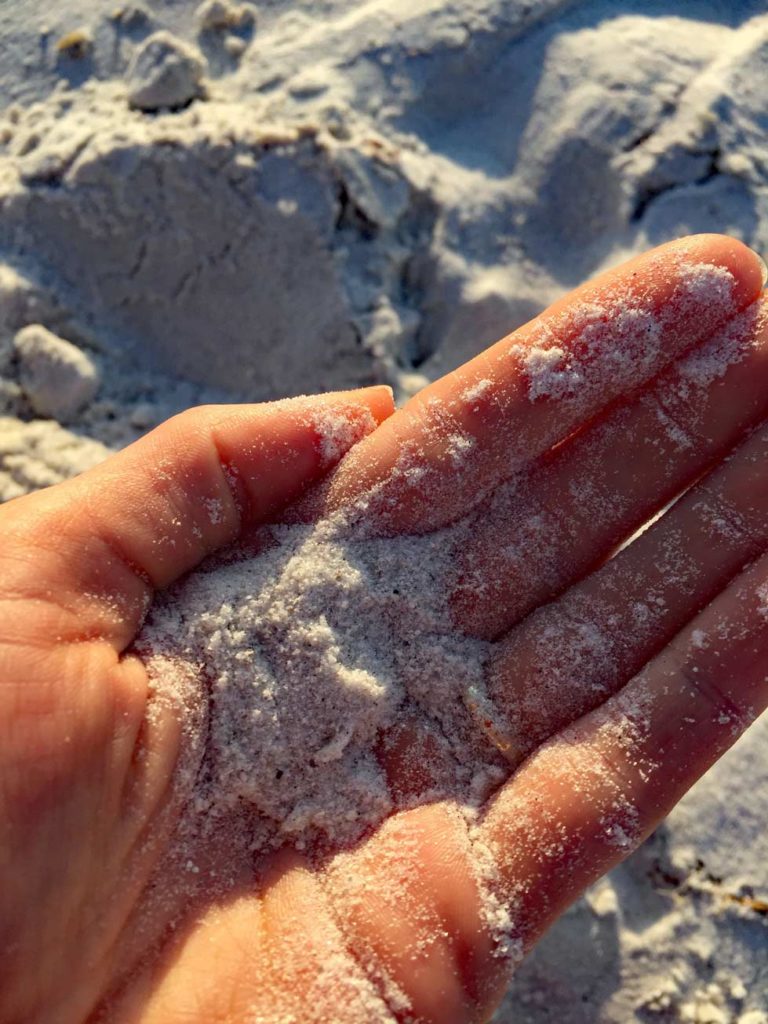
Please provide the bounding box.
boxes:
[452,297,768,639]
[486,417,768,765]
[324,235,763,533]
[473,546,768,963]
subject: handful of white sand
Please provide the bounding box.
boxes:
[141,512,504,853]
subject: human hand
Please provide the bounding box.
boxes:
[2,235,767,1023]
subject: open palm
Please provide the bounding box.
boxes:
[2,235,767,1023]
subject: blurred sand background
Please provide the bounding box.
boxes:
[0,1,766,1019]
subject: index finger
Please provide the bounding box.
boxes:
[0,388,394,652]
[324,235,763,533]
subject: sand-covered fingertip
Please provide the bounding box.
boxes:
[275,385,395,469]
[672,234,766,304]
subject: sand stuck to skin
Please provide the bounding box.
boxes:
[128,257,753,986]
[1,1,767,1018]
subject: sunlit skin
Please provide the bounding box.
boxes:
[1,235,767,1023]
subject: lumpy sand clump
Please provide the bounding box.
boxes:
[140,510,504,854]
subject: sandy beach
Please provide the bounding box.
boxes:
[0,1,766,1020]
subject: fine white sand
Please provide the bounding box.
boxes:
[0,1,767,1020]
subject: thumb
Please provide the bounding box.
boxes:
[0,388,394,652]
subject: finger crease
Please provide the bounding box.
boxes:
[648,393,701,452]
[676,661,748,728]
[695,488,764,552]
[208,429,248,532]
[315,874,423,1024]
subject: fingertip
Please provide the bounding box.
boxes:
[361,384,397,424]
[318,385,395,425]
[669,233,765,304]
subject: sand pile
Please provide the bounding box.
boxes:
[0,0,767,1019]
[141,513,497,851]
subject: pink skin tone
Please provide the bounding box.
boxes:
[1,234,767,1023]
